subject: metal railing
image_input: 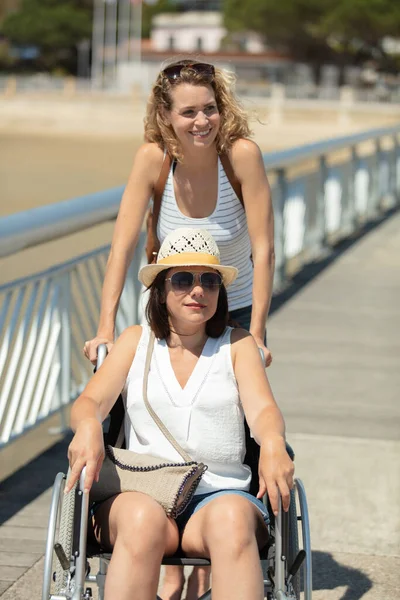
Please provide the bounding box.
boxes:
[2,74,400,104]
[0,124,399,448]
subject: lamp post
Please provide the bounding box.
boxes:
[128,0,143,87]
[77,39,91,80]
[91,0,105,88]
[91,0,145,90]
[104,0,118,86]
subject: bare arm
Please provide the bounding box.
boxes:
[84,143,164,362]
[231,328,294,514]
[230,140,275,362]
[67,325,142,493]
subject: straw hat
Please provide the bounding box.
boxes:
[139,228,238,288]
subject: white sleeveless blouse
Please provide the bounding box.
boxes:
[157,157,253,311]
[122,325,252,495]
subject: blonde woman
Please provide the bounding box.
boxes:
[84,59,275,600]
[70,228,293,600]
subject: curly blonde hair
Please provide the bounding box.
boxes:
[144,59,252,161]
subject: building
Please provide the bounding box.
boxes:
[151,11,226,54]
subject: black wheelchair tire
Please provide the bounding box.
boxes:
[287,488,301,599]
[54,476,76,594]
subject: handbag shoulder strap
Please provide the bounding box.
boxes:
[143,331,193,463]
[219,152,244,208]
[151,152,172,240]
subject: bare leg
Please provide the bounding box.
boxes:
[92,492,179,600]
[159,565,211,600]
[181,495,268,600]
[185,566,211,600]
[159,565,185,600]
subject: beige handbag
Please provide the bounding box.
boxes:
[90,331,207,518]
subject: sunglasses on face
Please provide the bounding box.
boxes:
[162,62,215,83]
[166,271,222,292]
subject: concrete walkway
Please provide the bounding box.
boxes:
[1,211,399,599]
[268,210,400,597]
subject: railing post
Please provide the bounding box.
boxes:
[315,155,328,252]
[346,146,359,235]
[53,273,71,434]
[273,168,287,290]
[4,76,17,98]
[269,83,285,126]
[368,139,382,217]
[392,134,400,207]
[338,86,354,127]
[63,76,76,98]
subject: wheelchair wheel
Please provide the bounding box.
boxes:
[286,489,300,599]
[54,476,77,594]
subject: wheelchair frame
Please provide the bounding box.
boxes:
[42,467,312,600]
[42,343,312,599]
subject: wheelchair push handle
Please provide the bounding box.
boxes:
[96,343,108,370]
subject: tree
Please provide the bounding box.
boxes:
[223,0,400,73]
[318,0,400,70]
[1,0,92,73]
[224,0,334,67]
[142,0,179,39]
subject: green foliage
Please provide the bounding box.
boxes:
[142,0,179,39]
[1,0,92,72]
[320,0,400,48]
[223,0,400,67]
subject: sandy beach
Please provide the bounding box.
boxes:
[1,133,143,284]
[1,100,398,285]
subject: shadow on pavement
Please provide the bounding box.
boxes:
[311,550,372,600]
[0,431,73,525]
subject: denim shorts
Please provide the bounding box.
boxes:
[175,489,270,532]
[229,305,252,332]
[229,305,267,346]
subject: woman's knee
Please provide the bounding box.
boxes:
[203,496,258,553]
[110,493,170,552]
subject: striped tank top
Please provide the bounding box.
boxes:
[157,157,253,311]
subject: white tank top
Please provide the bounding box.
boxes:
[122,325,252,495]
[157,157,253,311]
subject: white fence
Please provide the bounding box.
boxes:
[0,124,399,448]
[1,73,400,104]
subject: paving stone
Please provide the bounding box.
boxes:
[0,553,42,568]
[0,526,48,542]
[0,567,25,583]
[0,539,45,554]
[1,211,399,598]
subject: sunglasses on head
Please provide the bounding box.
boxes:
[162,62,215,83]
[166,271,222,292]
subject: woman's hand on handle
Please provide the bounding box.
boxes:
[253,335,272,368]
[65,418,105,494]
[257,435,294,516]
[83,337,114,365]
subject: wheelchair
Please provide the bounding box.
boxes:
[42,346,312,600]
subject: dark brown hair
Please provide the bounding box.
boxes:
[145,269,229,339]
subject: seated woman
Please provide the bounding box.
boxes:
[66,227,294,600]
